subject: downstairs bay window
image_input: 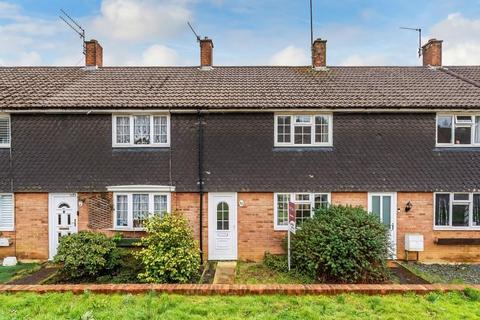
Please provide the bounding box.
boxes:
[274,192,330,230]
[435,193,480,230]
[114,192,170,230]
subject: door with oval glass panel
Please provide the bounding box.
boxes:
[48,194,78,260]
[368,193,397,259]
[208,193,237,260]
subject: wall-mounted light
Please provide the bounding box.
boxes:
[405,201,413,212]
[239,200,245,207]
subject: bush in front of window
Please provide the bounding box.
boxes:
[290,205,390,283]
[54,231,120,281]
[135,213,200,283]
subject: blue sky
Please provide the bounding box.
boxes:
[1,0,480,66]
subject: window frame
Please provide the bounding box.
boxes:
[0,193,14,232]
[436,113,480,147]
[273,192,330,230]
[112,114,170,148]
[434,192,480,230]
[274,113,333,147]
[113,192,171,231]
[0,114,11,149]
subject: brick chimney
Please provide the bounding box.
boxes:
[312,38,327,69]
[422,39,442,67]
[85,39,103,67]
[200,37,213,69]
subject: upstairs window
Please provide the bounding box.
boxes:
[112,115,169,147]
[0,115,10,148]
[275,114,332,147]
[435,193,480,229]
[436,114,480,146]
[274,192,330,230]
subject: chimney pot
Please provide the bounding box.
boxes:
[200,38,213,69]
[422,38,442,67]
[312,38,327,69]
[85,39,103,67]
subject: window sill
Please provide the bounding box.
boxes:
[273,147,333,152]
[0,145,10,149]
[113,144,170,148]
[434,227,480,231]
[434,146,480,151]
[108,228,146,232]
[274,225,288,231]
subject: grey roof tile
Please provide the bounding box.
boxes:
[1,66,480,109]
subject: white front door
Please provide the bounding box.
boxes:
[208,193,237,260]
[49,193,78,260]
[368,192,397,259]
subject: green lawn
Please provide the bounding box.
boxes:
[235,262,314,284]
[0,263,39,284]
[0,291,479,319]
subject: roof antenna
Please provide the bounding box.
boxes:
[187,22,201,42]
[59,9,86,55]
[400,27,422,57]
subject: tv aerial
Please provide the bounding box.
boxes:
[59,9,86,55]
[400,27,422,57]
[187,22,202,42]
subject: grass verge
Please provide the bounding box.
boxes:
[0,291,479,319]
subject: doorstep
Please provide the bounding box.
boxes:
[213,261,237,284]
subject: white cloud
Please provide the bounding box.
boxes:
[140,44,178,66]
[429,13,480,65]
[92,0,193,41]
[340,54,391,66]
[270,46,309,66]
[0,51,42,66]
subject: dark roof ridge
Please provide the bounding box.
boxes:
[439,67,480,89]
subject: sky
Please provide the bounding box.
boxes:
[1,0,480,67]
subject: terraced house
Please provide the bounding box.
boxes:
[1,37,480,263]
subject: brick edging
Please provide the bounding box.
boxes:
[0,284,478,295]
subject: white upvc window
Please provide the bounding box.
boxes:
[274,192,330,230]
[113,192,171,230]
[434,193,480,230]
[0,115,11,148]
[0,194,14,231]
[274,114,332,147]
[436,114,480,147]
[112,114,170,147]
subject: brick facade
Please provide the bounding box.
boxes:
[13,193,49,260]
[2,191,480,263]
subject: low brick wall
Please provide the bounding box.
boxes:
[0,284,478,295]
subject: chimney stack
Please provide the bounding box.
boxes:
[200,37,213,69]
[312,38,327,70]
[85,39,103,68]
[422,39,442,67]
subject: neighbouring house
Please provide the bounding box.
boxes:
[0,37,480,263]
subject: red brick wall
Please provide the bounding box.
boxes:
[14,193,49,260]
[237,193,285,261]
[331,192,368,207]
[397,192,480,262]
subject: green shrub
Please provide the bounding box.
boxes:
[135,213,200,283]
[464,287,480,301]
[263,252,288,272]
[290,205,390,283]
[54,231,120,281]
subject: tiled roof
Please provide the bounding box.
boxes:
[446,66,480,87]
[1,66,480,109]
